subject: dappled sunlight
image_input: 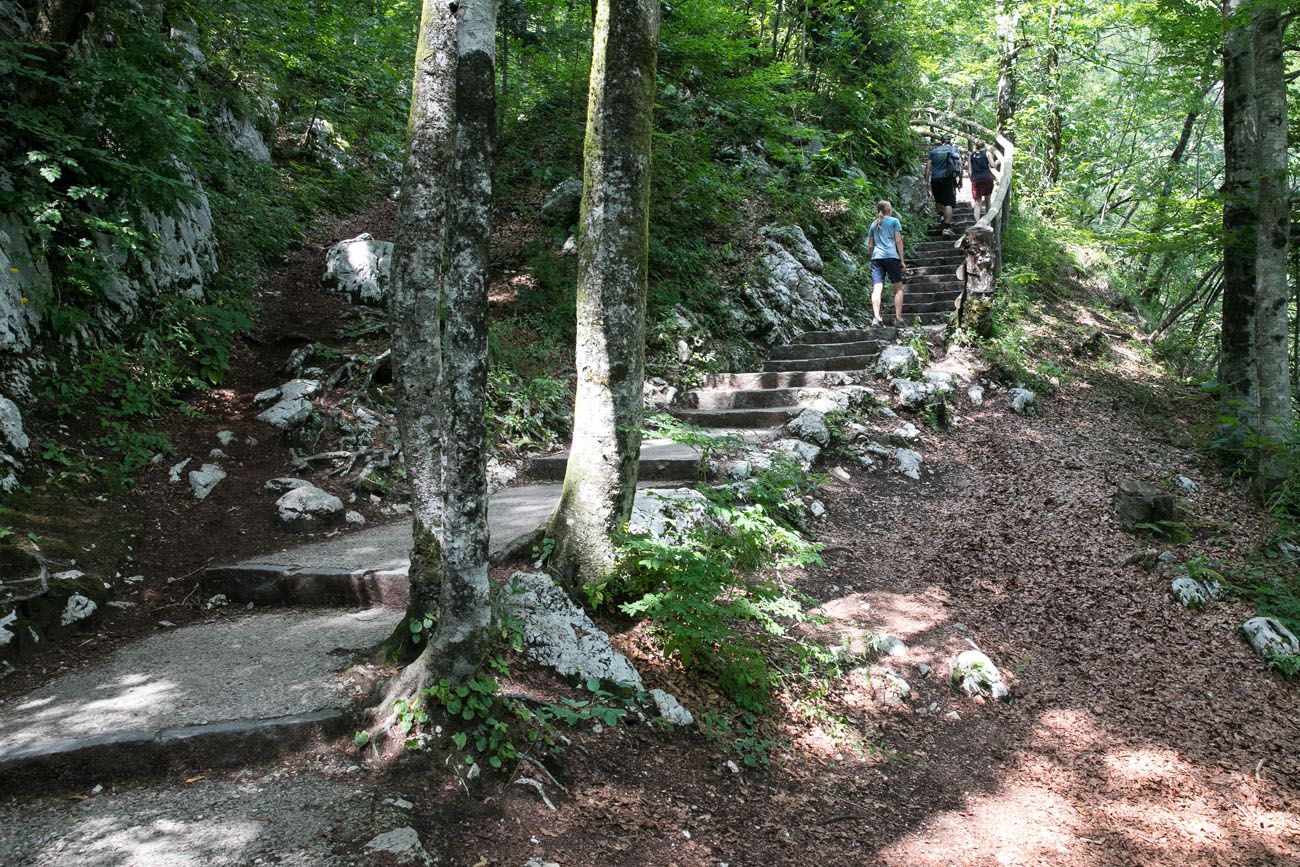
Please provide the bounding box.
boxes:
[876,708,1300,866]
[3,675,179,750]
[29,814,264,867]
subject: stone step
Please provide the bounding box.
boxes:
[912,254,965,268]
[795,326,898,344]
[914,240,964,254]
[699,371,849,389]
[679,387,806,410]
[763,354,879,373]
[904,290,964,307]
[669,406,802,429]
[906,264,962,278]
[904,275,964,288]
[532,439,700,483]
[769,338,887,361]
[903,298,962,316]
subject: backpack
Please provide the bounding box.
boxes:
[931,145,960,180]
[970,150,990,177]
[946,148,962,180]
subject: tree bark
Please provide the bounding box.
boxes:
[548,0,659,590]
[995,0,1020,140]
[1219,0,1259,422]
[1251,1,1291,486]
[382,0,456,663]
[32,0,98,44]
[426,0,497,684]
[1042,3,1063,188]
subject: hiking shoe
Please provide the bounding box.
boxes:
[871,316,884,328]
[941,226,957,238]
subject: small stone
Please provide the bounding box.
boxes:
[831,466,851,482]
[894,448,922,480]
[725,760,740,774]
[364,827,432,864]
[1175,475,1199,495]
[878,634,908,658]
[1114,479,1181,530]
[967,384,985,406]
[560,235,577,256]
[1008,387,1036,416]
[917,663,931,677]
[391,798,413,810]
[257,397,313,429]
[889,422,922,445]
[944,710,962,721]
[276,484,345,527]
[188,464,227,500]
[345,510,366,525]
[809,499,826,518]
[786,408,831,448]
[950,649,1009,700]
[207,594,229,609]
[1171,576,1211,610]
[877,345,919,377]
[168,458,191,483]
[61,594,97,626]
[158,620,176,627]
[216,430,236,446]
[265,477,312,494]
[650,688,694,726]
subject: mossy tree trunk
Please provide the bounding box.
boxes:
[995,0,1020,140]
[548,0,659,590]
[1251,1,1291,488]
[382,0,455,663]
[1219,0,1259,423]
[425,0,497,684]
[381,0,497,683]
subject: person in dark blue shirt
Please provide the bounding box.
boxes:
[925,135,961,237]
[970,140,995,221]
[866,200,907,328]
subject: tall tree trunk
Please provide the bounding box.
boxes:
[1137,92,1209,299]
[1042,3,1063,188]
[995,0,1020,140]
[32,0,98,44]
[548,0,659,589]
[381,0,456,663]
[422,0,497,684]
[1219,0,1259,422]
[1252,1,1291,486]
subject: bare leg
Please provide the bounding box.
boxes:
[893,281,905,322]
[872,282,884,322]
[944,204,954,225]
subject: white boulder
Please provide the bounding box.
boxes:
[894,448,922,480]
[1009,387,1037,416]
[967,384,985,406]
[628,488,711,544]
[276,483,344,527]
[322,234,392,305]
[650,688,694,726]
[950,649,1009,700]
[1240,616,1300,659]
[60,594,97,627]
[877,345,918,377]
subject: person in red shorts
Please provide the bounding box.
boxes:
[970,140,995,221]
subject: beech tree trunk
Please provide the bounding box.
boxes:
[383,0,456,662]
[428,0,497,683]
[1042,3,1063,188]
[995,0,1020,140]
[548,0,659,589]
[1219,0,1258,422]
[382,0,497,683]
[1251,1,1291,485]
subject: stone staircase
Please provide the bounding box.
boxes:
[905,200,972,324]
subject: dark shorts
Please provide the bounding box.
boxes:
[871,258,903,285]
[972,176,994,200]
[931,176,957,208]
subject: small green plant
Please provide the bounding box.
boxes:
[1135,519,1192,544]
[700,710,777,769]
[1265,652,1300,679]
[644,413,745,473]
[486,371,571,456]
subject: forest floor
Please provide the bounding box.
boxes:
[2,206,1298,866]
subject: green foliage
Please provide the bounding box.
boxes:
[604,467,825,712]
[644,413,745,473]
[486,372,572,456]
[700,711,776,769]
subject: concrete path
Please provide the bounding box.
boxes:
[0,608,398,776]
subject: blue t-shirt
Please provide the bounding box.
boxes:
[870,216,902,260]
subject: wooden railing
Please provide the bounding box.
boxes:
[909,109,1016,318]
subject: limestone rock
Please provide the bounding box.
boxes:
[643,377,678,411]
[878,634,908,658]
[891,378,930,411]
[967,384,985,406]
[760,225,823,273]
[541,177,583,225]
[748,236,851,344]
[888,422,921,445]
[1175,475,1199,495]
[767,438,821,469]
[0,395,28,455]
[1240,616,1300,659]
[877,345,919,377]
[1171,569,1223,611]
[60,594,97,627]
[649,688,694,726]
[188,464,226,500]
[213,105,270,162]
[1009,387,1037,416]
[169,457,192,483]
[786,408,831,447]
[1114,479,1181,530]
[503,571,644,689]
[628,489,711,545]
[364,827,435,865]
[950,649,1009,700]
[276,484,344,527]
[894,448,922,480]
[264,477,312,494]
[257,397,314,430]
[216,430,236,446]
[322,234,392,305]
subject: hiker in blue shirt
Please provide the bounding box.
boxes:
[925,135,962,237]
[866,200,907,328]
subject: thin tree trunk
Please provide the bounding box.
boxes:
[1219,0,1259,422]
[995,0,1020,140]
[423,0,498,684]
[1252,0,1291,486]
[549,0,658,589]
[381,0,456,663]
[1043,3,1063,189]
[1137,93,1208,299]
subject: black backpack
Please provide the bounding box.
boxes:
[946,148,962,180]
[970,150,990,176]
